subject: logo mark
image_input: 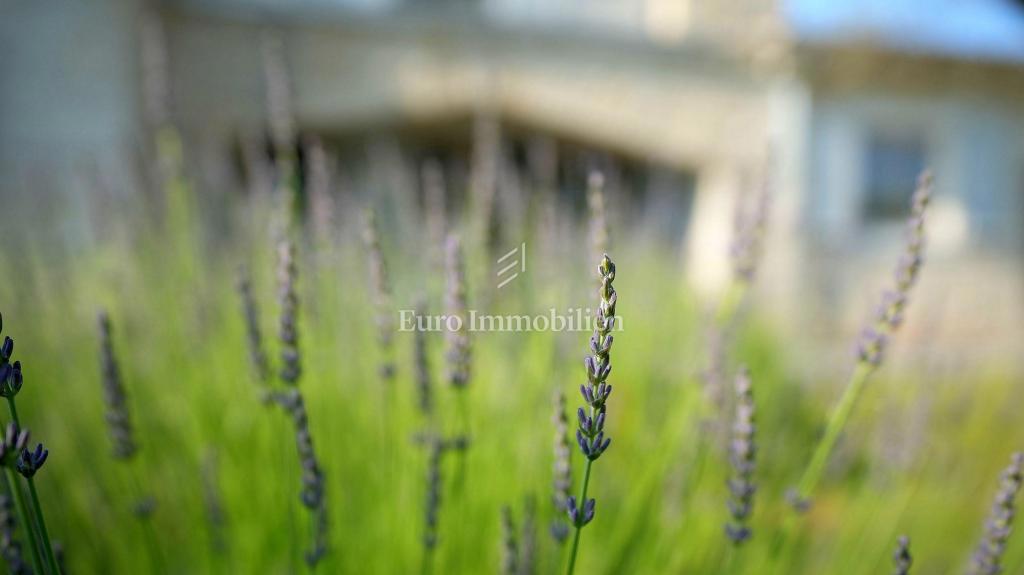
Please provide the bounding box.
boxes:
[496,242,527,289]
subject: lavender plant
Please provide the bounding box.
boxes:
[419,435,468,571]
[967,452,1023,575]
[444,235,471,391]
[792,171,932,508]
[702,163,772,420]
[725,367,756,544]
[201,449,227,555]
[893,535,912,575]
[0,423,39,575]
[363,208,396,383]
[413,297,433,416]
[270,239,329,567]
[270,389,329,566]
[98,311,138,460]
[237,267,271,392]
[729,169,772,288]
[565,254,617,575]
[276,239,301,386]
[3,314,60,575]
[500,506,518,575]
[0,490,29,575]
[422,439,443,557]
[550,389,572,543]
[444,234,472,479]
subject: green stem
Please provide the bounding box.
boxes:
[6,395,60,573]
[27,477,61,575]
[3,468,44,575]
[421,547,434,575]
[6,396,20,427]
[794,362,875,502]
[452,390,469,493]
[565,458,594,575]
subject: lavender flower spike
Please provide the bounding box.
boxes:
[725,367,756,545]
[444,234,471,389]
[857,170,932,367]
[893,535,912,575]
[237,266,270,390]
[550,389,572,543]
[98,311,138,459]
[968,452,1023,575]
[362,208,396,382]
[413,297,433,416]
[792,170,932,509]
[500,506,518,575]
[276,239,301,385]
[566,254,618,575]
[270,388,329,566]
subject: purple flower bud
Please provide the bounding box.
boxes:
[582,498,596,525]
[576,430,590,457]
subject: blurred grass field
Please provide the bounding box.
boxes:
[1,163,1022,575]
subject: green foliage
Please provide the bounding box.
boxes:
[0,185,1021,575]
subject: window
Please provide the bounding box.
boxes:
[863,131,927,220]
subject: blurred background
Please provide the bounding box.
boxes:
[3,0,1024,373]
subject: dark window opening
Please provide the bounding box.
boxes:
[863,131,926,220]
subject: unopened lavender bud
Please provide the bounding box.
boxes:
[892,535,912,575]
[16,444,47,478]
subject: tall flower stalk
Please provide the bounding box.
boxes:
[413,297,433,417]
[444,235,471,392]
[725,368,756,544]
[98,310,163,572]
[550,389,572,543]
[792,171,932,508]
[0,487,29,574]
[444,234,472,483]
[363,208,396,383]
[270,389,328,566]
[237,267,271,393]
[500,506,518,575]
[703,162,773,413]
[271,238,329,567]
[968,452,1023,575]
[419,435,468,573]
[565,254,618,575]
[98,312,139,460]
[0,425,38,575]
[2,313,60,574]
[277,239,301,386]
